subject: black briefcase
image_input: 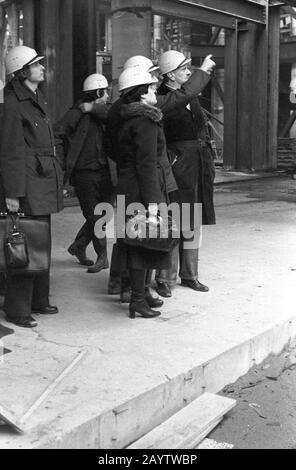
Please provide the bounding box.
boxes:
[0,212,50,274]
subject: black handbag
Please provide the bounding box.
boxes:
[124,210,179,253]
[4,214,29,270]
[0,212,50,274]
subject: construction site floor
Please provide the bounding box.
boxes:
[0,174,295,449]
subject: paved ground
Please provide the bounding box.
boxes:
[0,174,295,448]
[209,174,296,449]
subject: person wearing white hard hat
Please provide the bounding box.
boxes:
[54,74,115,273]
[123,55,159,74]
[4,45,45,77]
[80,53,215,301]
[0,45,63,328]
[113,67,178,319]
[155,50,216,298]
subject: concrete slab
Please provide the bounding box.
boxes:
[0,180,295,449]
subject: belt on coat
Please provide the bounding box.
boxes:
[169,139,208,148]
[30,146,57,157]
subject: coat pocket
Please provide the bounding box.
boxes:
[35,155,54,178]
[171,147,199,190]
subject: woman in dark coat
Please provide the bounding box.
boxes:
[116,68,177,319]
[0,46,63,328]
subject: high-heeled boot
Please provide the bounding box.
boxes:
[129,269,161,319]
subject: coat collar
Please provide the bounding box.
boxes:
[121,102,163,123]
[9,79,48,115]
[157,82,170,96]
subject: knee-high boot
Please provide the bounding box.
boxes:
[129,269,161,319]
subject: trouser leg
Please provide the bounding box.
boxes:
[31,271,50,309]
[155,242,179,286]
[145,270,153,288]
[92,222,107,257]
[108,243,130,294]
[4,274,34,319]
[72,220,93,251]
[73,170,108,254]
[179,228,201,281]
[108,244,122,293]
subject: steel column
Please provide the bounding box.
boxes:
[267,5,280,168]
[111,0,152,95]
[73,0,97,103]
[224,24,238,169]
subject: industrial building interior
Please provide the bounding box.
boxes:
[1,0,296,171]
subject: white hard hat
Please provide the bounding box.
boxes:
[123,55,159,73]
[118,68,158,93]
[159,50,191,75]
[83,73,108,91]
[5,45,44,75]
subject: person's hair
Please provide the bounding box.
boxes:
[121,84,149,104]
[162,74,170,84]
[14,65,31,82]
[82,90,100,103]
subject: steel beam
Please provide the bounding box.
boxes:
[281,1,296,7]
[151,0,236,29]
[176,0,267,24]
[280,41,296,63]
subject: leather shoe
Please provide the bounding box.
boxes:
[68,245,94,266]
[31,305,59,315]
[87,256,109,273]
[146,295,163,308]
[155,281,172,298]
[6,316,38,328]
[145,288,164,308]
[181,279,209,292]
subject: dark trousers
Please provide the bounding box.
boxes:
[71,169,113,256]
[4,215,52,319]
[108,243,130,292]
[108,243,154,293]
[155,227,202,285]
[4,271,50,319]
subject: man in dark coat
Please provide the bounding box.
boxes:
[155,50,216,298]
[0,45,63,328]
[54,74,115,273]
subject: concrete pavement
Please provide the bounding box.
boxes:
[0,175,296,448]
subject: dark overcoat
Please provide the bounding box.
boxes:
[117,103,177,208]
[104,69,210,164]
[158,82,216,226]
[0,79,63,216]
[116,103,177,271]
[54,103,117,187]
